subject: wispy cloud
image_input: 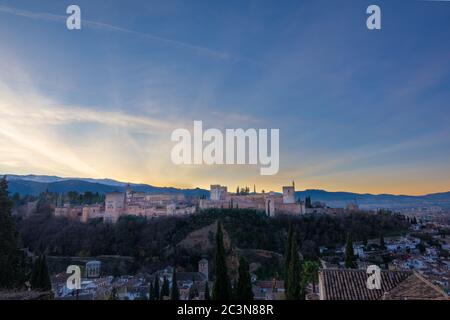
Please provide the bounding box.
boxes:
[0,4,256,63]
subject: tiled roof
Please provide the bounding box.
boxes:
[319,269,448,300]
[383,272,449,300]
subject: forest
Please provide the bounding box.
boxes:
[16,199,411,274]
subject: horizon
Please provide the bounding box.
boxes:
[4,172,450,197]
[1,0,450,195]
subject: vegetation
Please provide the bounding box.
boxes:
[212,221,231,300]
[170,268,180,300]
[285,234,304,299]
[302,261,319,293]
[17,208,410,259]
[160,276,170,299]
[344,233,357,269]
[204,282,210,300]
[153,276,160,300]
[284,223,294,293]
[30,254,52,291]
[235,257,253,300]
[0,176,26,289]
[14,200,409,279]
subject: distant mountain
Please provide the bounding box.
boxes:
[296,189,450,210]
[3,174,450,209]
[6,174,127,187]
[4,174,209,198]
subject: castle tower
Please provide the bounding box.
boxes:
[104,192,125,223]
[210,185,227,201]
[283,184,296,204]
[125,183,133,204]
[265,195,276,217]
[198,258,209,280]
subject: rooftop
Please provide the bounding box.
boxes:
[319,268,448,300]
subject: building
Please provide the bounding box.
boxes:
[54,186,196,223]
[152,259,209,300]
[200,182,305,216]
[210,185,228,201]
[198,259,209,281]
[86,261,101,278]
[104,192,125,223]
[282,182,296,204]
[318,268,448,300]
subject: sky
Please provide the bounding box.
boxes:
[0,0,449,195]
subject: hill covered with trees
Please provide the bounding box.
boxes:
[16,205,410,275]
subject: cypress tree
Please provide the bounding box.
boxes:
[31,254,51,291]
[344,233,357,269]
[0,176,25,289]
[188,275,199,300]
[362,236,368,247]
[380,233,386,250]
[231,279,237,299]
[40,255,51,291]
[149,282,154,300]
[305,196,312,208]
[160,276,170,299]
[30,255,41,290]
[171,268,180,300]
[236,257,254,300]
[153,276,160,300]
[212,221,231,300]
[286,237,303,299]
[284,223,294,293]
[204,281,210,300]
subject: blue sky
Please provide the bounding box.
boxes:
[0,0,449,194]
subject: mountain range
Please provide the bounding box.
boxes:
[4,174,209,198]
[3,174,450,210]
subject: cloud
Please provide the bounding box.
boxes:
[0,4,255,63]
[0,67,180,179]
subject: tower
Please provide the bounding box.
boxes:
[283,185,295,204]
[198,258,209,280]
[125,183,133,204]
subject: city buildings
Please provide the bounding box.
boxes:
[200,182,306,216]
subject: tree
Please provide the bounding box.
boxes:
[344,233,357,269]
[416,241,426,254]
[149,282,154,300]
[302,261,319,293]
[380,233,386,250]
[286,236,303,299]
[171,268,180,300]
[0,176,26,289]
[305,196,312,208]
[236,257,253,300]
[362,236,368,247]
[109,287,118,300]
[231,279,237,299]
[153,276,160,300]
[284,223,294,293]
[188,275,199,300]
[30,254,51,291]
[160,276,170,299]
[204,282,211,300]
[212,221,231,300]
